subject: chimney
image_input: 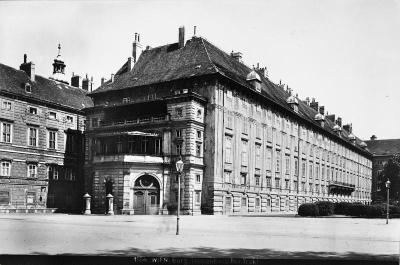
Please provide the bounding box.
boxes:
[179,26,185,48]
[343,123,352,133]
[132,33,143,63]
[127,57,134,71]
[230,51,243,62]
[319,106,325,115]
[310,98,318,112]
[326,114,335,122]
[370,135,377,141]
[101,77,106,86]
[82,74,92,91]
[71,74,82,88]
[305,97,310,106]
[337,117,342,127]
[20,54,35,81]
[110,73,115,83]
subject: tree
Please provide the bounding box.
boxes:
[381,153,400,205]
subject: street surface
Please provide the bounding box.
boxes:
[0,214,398,260]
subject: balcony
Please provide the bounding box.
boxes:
[328,181,355,195]
[93,154,165,164]
[99,115,169,128]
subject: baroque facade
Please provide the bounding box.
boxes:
[0,48,92,213]
[84,27,372,215]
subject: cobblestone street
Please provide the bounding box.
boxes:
[0,214,398,261]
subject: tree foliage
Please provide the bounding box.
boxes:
[381,153,400,204]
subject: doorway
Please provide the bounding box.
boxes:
[133,175,160,215]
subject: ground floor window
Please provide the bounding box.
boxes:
[255,197,260,207]
[26,191,36,204]
[266,198,271,207]
[241,197,247,206]
[0,191,10,205]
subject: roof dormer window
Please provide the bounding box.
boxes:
[246,70,261,93]
[25,83,31,93]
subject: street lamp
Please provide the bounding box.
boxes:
[175,157,184,235]
[386,179,391,224]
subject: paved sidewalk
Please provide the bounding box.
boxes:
[0,214,398,261]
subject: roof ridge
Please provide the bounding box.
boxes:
[200,37,219,73]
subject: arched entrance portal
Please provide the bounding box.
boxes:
[133,175,160,215]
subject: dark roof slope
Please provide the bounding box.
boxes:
[90,36,369,154]
[365,139,400,156]
[0,63,93,111]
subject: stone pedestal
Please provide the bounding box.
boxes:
[106,193,114,215]
[83,193,91,215]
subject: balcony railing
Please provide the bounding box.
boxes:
[328,181,355,189]
[99,115,169,127]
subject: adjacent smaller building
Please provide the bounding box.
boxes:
[0,47,93,213]
[365,135,400,202]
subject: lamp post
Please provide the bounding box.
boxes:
[175,157,184,235]
[386,179,391,224]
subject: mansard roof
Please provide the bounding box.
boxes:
[0,63,93,111]
[90,36,369,155]
[365,139,400,156]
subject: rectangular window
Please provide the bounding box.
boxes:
[309,164,313,179]
[226,112,233,129]
[266,176,272,188]
[276,151,281,172]
[48,130,57,149]
[240,173,247,185]
[294,159,299,176]
[122,97,131,103]
[285,156,290,175]
[64,167,76,181]
[0,191,10,205]
[176,144,182,155]
[27,164,37,178]
[267,198,271,206]
[29,107,37,115]
[196,144,202,156]
[309,183,313,193]
[302,160,306,177]
[285,179,290,190]
[255,144,261,169]
[224,171,231,183]
[255,197,260,207]
[48,112,57,120]
[26,192,35,204]
[267,127,272,142]
[175,107,183,117]
[176,129,182,138]
[195,191,201,204]
[266,147,272,171]
[301,182,305,191]
[196,174,201,183]
[48,165,59,180]
[197,130,202,139]
[293,180,298,191]
[275,178,281,189]
[66,116,73,123]
[2,101,11,110]
[241,197,247,206]
[0,161,11,176]
[242,119,248,134]
[241,140,248,166]
[1,123,12,143]
[255,175,260,186]
[28,127,38,147]
[225,135,232,163]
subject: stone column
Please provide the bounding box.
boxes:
[83,193,91,215]
[106,193,114,215]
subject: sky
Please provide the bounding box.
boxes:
[0,0,400,140]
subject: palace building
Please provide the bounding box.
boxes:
[0,46,93,213]
[84,27,372,215]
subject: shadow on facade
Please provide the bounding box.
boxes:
[47,129,84,213]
